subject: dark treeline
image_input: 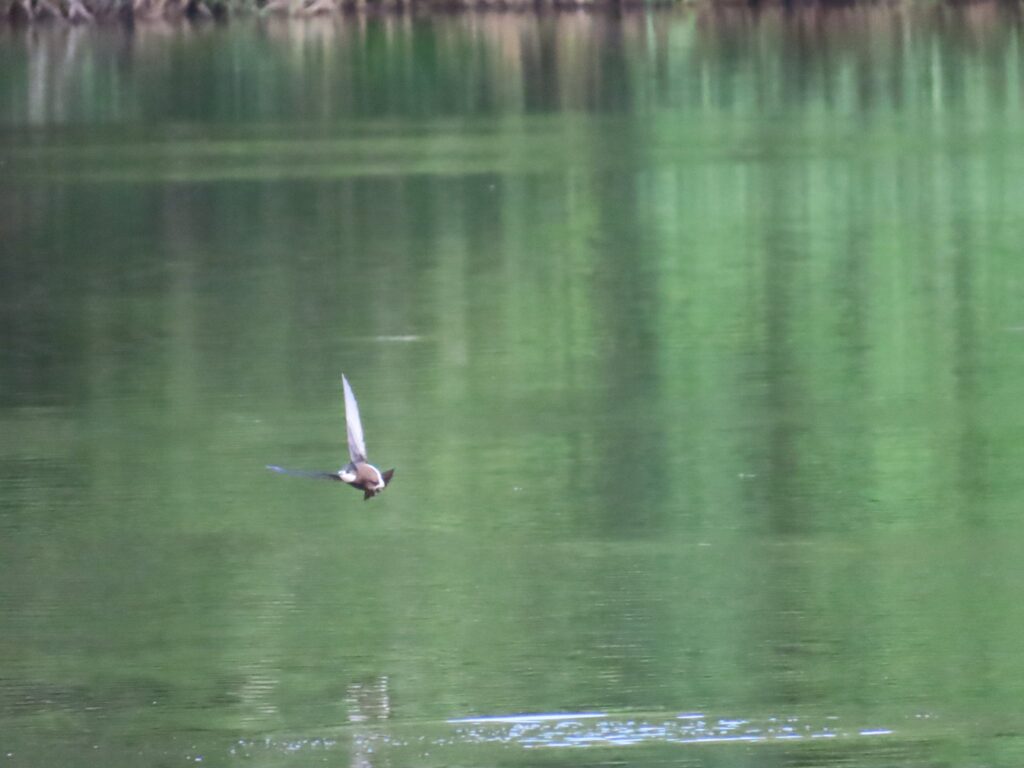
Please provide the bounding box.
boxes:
[4,5,1022,128]
[5,0,1020,24]
[3,0,675,24]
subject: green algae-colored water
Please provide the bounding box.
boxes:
[3,8,1024,767]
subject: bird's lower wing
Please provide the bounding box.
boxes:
[266,465,338,480]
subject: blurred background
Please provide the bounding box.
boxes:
[2,7,1024,766]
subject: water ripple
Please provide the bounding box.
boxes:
[444,712,893,749]
[232,711,895,761]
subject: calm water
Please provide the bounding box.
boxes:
[3,7,1024,767]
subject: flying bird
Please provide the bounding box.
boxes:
[268,374,395,500]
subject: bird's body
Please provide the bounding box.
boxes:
[268,374,394,501]
[338,461,395,501]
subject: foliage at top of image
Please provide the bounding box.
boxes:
[1,0,689,24]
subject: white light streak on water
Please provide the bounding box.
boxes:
[448,712,606,724]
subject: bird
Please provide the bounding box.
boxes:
[267,374,395,500]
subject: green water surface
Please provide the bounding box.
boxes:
[2,8,1024,767]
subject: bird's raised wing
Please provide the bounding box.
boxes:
[342,374,368,464]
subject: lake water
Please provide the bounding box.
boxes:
[3,7,1024,767]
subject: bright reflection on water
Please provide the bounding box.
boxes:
[3,6,1024,768]
[445,711,895,746]
[230,711,898,759]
